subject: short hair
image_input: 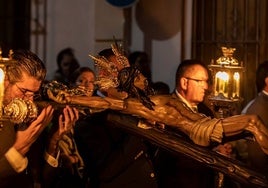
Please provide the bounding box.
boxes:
[128,51,152,81]
[56,47,80,72]
[175,59,208,86]
[6,49,46,84]
[152,81,170,95]
[57,48,74,66]
[256,61,268,92]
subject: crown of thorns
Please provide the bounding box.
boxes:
[89,43,130,90]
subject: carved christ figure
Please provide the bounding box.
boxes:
[45,43,268,155]
[46,74,268,156]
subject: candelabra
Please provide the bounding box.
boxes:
[208,47,245,118]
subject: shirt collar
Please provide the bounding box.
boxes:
[262,90,268,96]
[175,89,198,112]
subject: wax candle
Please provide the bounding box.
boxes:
[233,72,240,97]
[0,68,5,117]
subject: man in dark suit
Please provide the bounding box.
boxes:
[155,59,232,188]
[0,50,79,188]
[245,61,268,179]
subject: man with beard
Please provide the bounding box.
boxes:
[0,50,79,188]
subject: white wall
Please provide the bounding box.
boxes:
[93,0,124,54]
[31,0,95,80]
[151,34,181,91]
[31,0,192,91]
[130,1,184,91]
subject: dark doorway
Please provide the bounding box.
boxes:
[0,0,30,57]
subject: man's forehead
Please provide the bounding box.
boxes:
[19,72,40,86]
[20,71,33,81]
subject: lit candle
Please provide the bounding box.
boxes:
[216,71,229,97]
[216,72,223,94]
[233,72,240,97]
[219,77,224,93]
[0,67,5,117]
[222,72,229,97]
[215,76,219,95]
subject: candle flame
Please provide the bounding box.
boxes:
[0,68,4,82]
[233,72,240,80]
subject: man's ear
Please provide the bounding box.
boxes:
[180,77,188,90]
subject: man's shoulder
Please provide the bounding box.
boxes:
[246,94,268,113]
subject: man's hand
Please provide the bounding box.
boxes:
[57,105,79,137]
[213,143,233,157]
[13,105,54,156]
[46,106,79,157]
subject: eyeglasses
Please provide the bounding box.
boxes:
[184,77,208,86]
[15,83,41,100]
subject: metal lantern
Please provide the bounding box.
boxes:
[208,47,245,118]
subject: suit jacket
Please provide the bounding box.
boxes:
[0,120,32,187]
[155,92,215,188]
[0,120,59,188]
[246,91,268,177]
[74,110,158,188]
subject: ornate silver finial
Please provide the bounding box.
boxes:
[3,98,38,124]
